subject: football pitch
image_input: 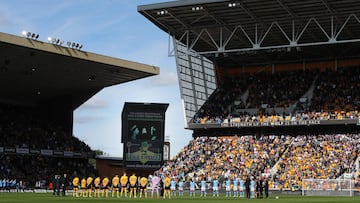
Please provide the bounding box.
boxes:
[0,193,360,203]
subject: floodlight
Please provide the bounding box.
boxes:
[192,6,203,11]
[156,9,168,15]
[22,30,39,40]
[48,37,64,45]
[228,2,240,7]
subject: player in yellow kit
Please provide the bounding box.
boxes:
[101,176,109,198]
[120,172,128,197]
[93,177,101,198]
[86,176,93,197]
[80,177,87,197]
[129,173,137,198]
[139,176,148,198]
[111,175,120,198]
[72,176,79,197]
[163,175,171,199]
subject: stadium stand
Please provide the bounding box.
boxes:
[0,103,91,152]
[156,66,360,190]
[192,67,360,125]
[0,31,159,191]
[139,0,360,195]
[159,133,360,191]
[0,103,96,190]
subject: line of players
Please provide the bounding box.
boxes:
[71,173,149,198]
[191,176,269,198]
[71,173,268,199]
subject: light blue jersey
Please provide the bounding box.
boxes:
[225,179,231,188]
[178,180,184,196]
[189,181,197,197]
[178,181,184,189]
[213,179,219,189]
[250,180,255,198]
[190,181,196,190]
[212,179,219,197]
[239,180,244,190]
[200,180,207,197]
[225,179,232,197]
[239,179,245,197]
[201,180,207,190]
[233,179,239,197]
[170,180,177,189]
[233,179,238,189]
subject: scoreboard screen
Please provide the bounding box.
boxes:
[122,102,168,169]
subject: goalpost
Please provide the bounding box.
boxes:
[301,179,354,197]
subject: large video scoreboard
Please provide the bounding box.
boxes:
[121,102,168,170]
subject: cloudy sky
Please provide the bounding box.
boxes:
[0,0,194,157]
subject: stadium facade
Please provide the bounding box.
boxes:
[0,31,159,185]
[138,0,360,134]
[138,0,360,196]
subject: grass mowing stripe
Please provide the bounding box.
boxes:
[0,193,359,203]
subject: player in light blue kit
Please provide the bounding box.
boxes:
[200,177,207,197]
[233,177,239,197]
[239,178,245,197]
[225,178,231,197]
[212,176,219,197]
[170,178,177,197]
[189,179,197,197]
[178,179,184,196]
[250,177,255,198]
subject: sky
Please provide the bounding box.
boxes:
[0,0,194,157]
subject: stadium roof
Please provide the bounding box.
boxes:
[0,32,159,109]
[139,0,360,66]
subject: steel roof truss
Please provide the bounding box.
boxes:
[168,14,360,56]
[335,14,360,39]
[258,22,291,46]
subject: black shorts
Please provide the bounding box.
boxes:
[86,185,92,189]
[165,186,170,190]
[140,186,146,190]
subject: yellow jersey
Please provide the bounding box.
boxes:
[72,177,79,187]
[129,175,137,186]
[94,177,101,187]
[86,177,93,186]
[112,175,119,187]
[164,177,171,187]
[81,178,86,188]
[120,175,128,186]
[102,177,109,187]
[140,177,148,187]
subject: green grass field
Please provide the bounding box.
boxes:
[0,193,359,203]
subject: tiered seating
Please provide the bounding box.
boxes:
[160,134,360,189]
[246,70,317,108]
[0,103,96,189]
[274,134,360,189]
[310,67,360,112]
